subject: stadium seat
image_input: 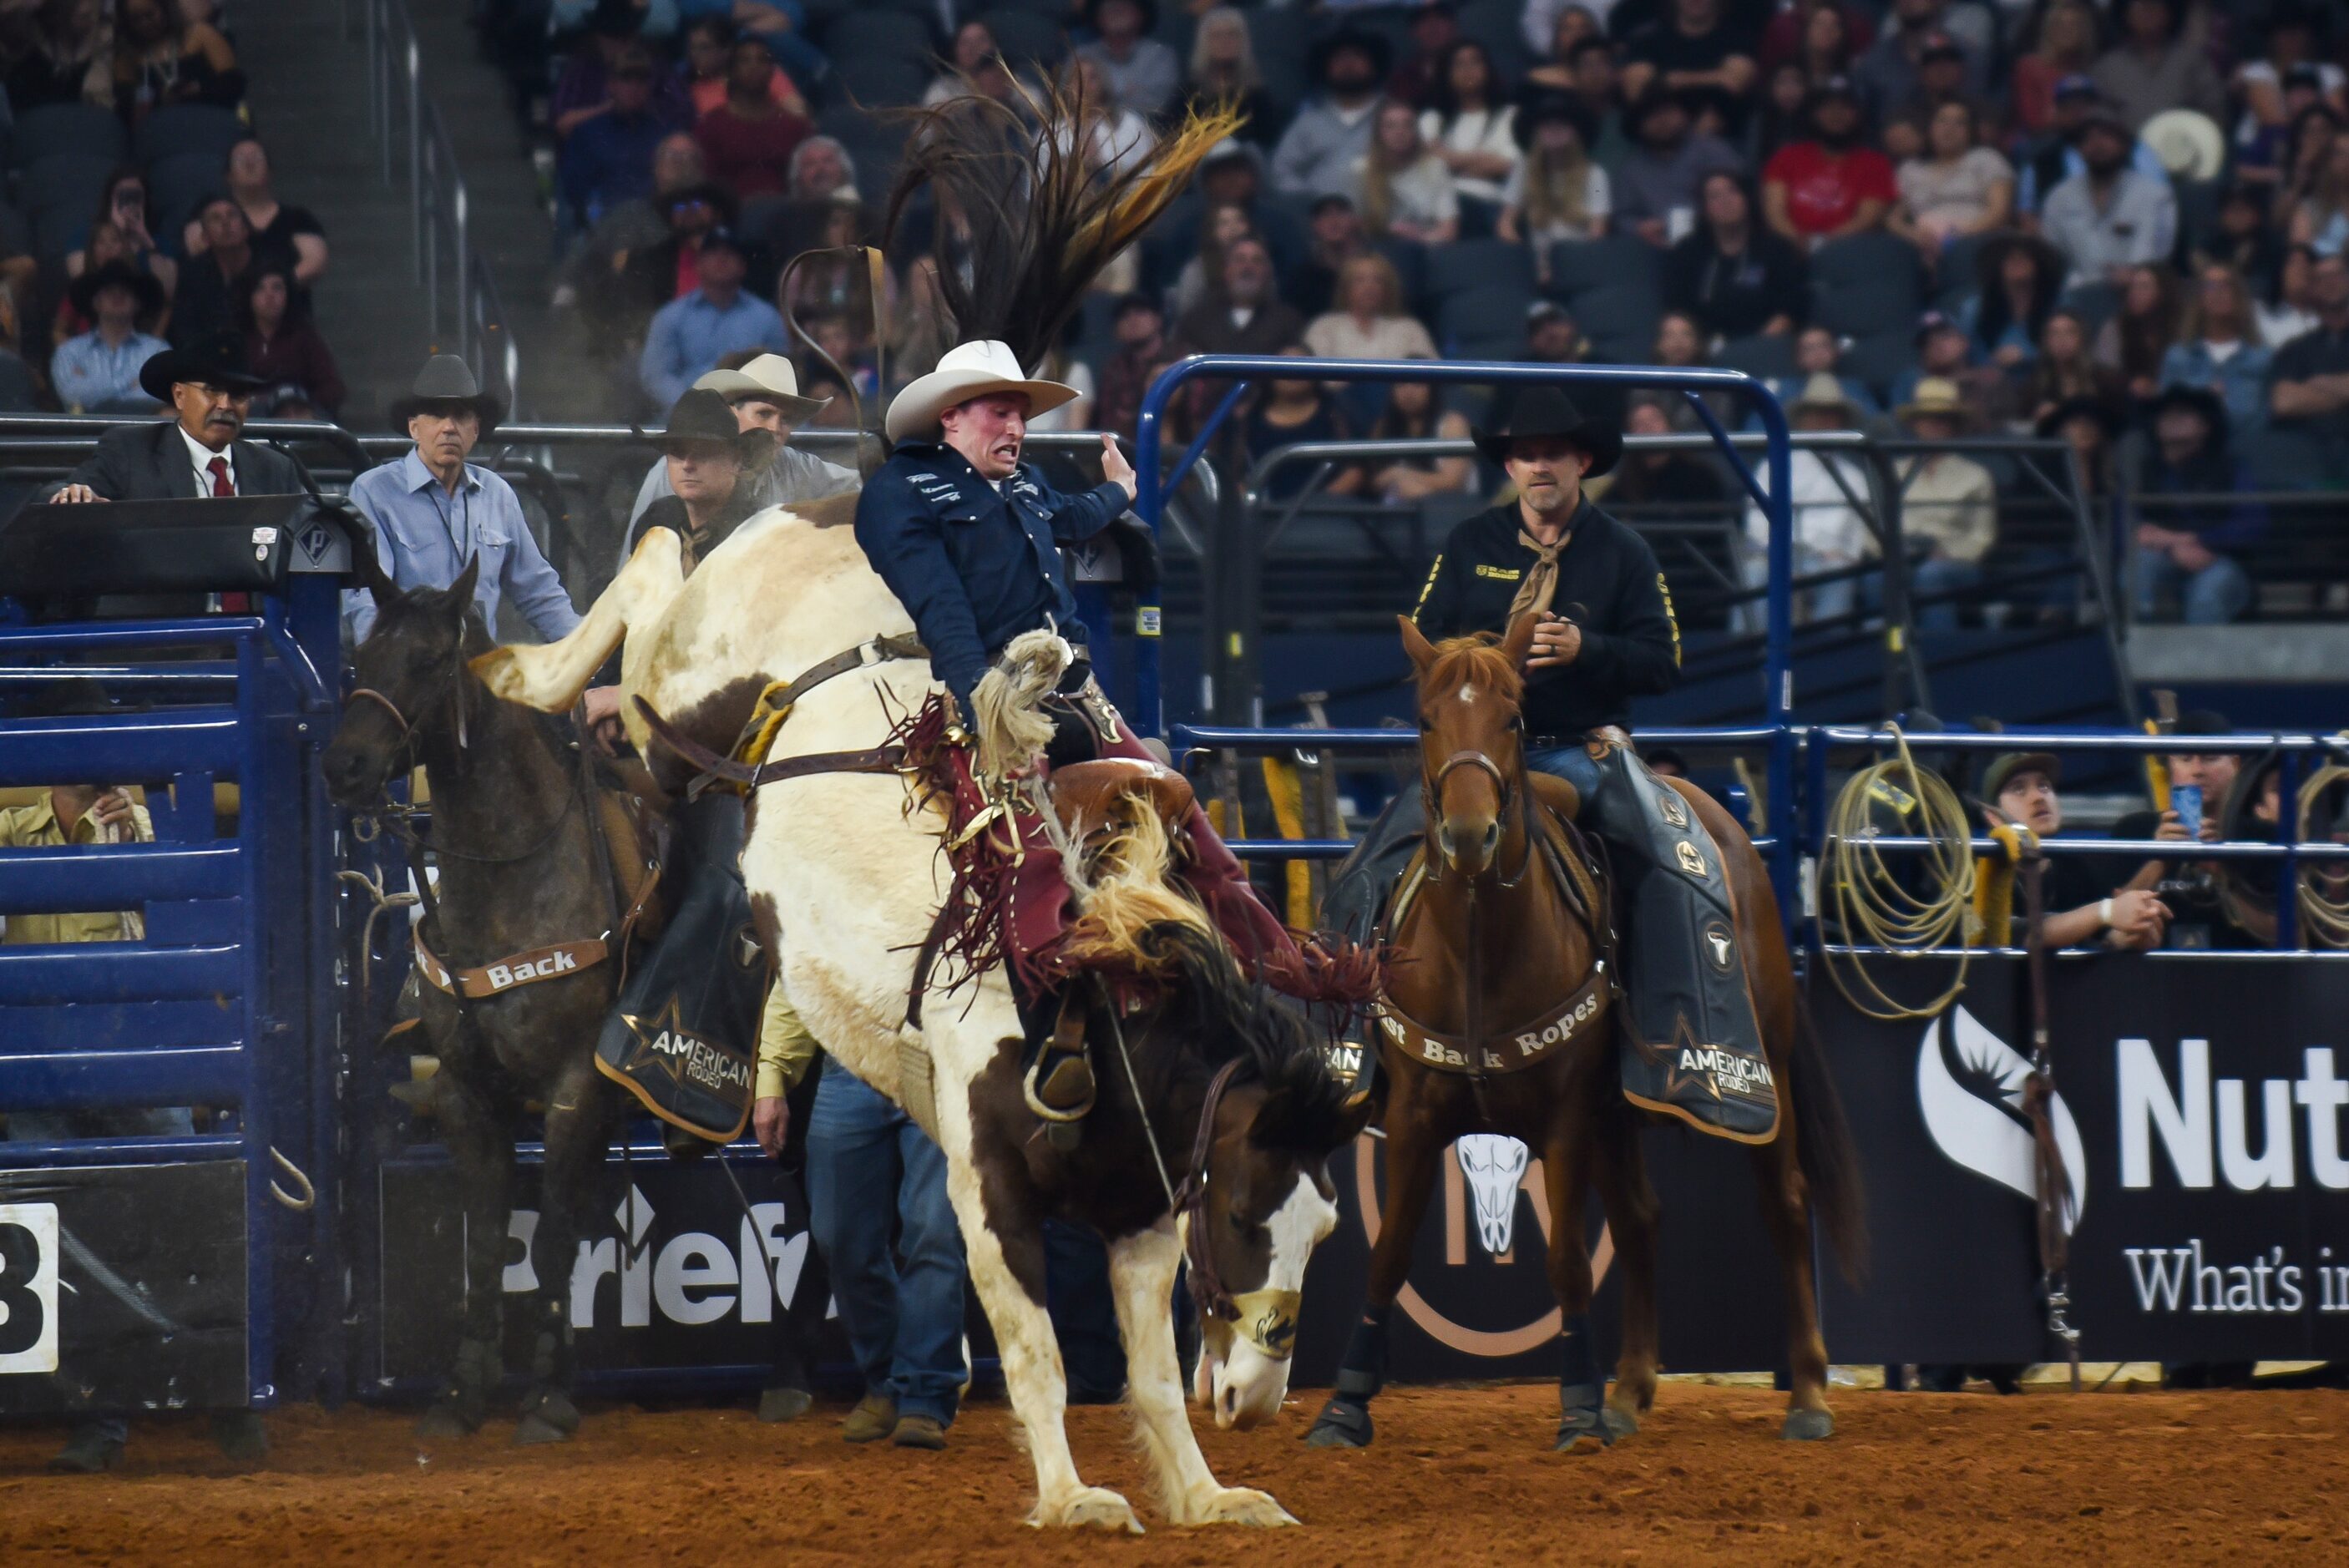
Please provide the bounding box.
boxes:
[2241,425,2338,491]
[2058,279,2122,331]
[1576,282,1663,362]
[0,348,37,412]
[1372,235,1429,314]
[1714,332,1799,381]
[1455,0,1529,89]
[976,8,1069,71]
[134,104,245,172]
[1839,329,1918,402]
[1439,285,1537,346]
[146,151,224,238]
[818,10,939,66]
[1247,8,1317,112]
[1544,234,1649,301]
[0,196,29,261]
[10,103,126,169]
[21,154,117,259]
[1810,231,1922,338]
[829,53,936,113]
[1935,230,1992,313]
[1425,236,1534,302]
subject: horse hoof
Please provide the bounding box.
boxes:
[1554,1407,1614,1455]
[757,1386,814,1424]
[414,1405,477,1441]
[1190,1486,1299,1528]
[513,1412,574,1447]
[1601,1404,1640,1440]
[1304,1399,1373,1449]
[1782,1408,1835,1442]
[1029,1485,1144,1534]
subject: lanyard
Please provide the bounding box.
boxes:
[425,471,473,560]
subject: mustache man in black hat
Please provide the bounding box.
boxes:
[1343,384,1774,1136]
[47,334,302,506]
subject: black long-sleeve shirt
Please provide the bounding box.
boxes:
[1410,498,1681,739]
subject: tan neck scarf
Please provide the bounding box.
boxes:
[1506,525,1569,621]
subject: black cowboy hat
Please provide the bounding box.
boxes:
[1310,28,1392,86]
[68,259,166,324]
[1514,89,1597,152]
[647,387,776,461]
[1471,385,1621,475]
[388,353,506,434]
[1623,82,1697,135]
[2148,381,2230,437]
[137,332,266,403]
[2033,393,2123,441]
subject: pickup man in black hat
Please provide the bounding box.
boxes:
[1344,384,1772,1136]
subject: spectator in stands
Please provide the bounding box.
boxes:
[1890,101,2012,263]
[239,262,344,417]
[1524,298,1588,366]
[555,132,706,311]
[1076,0,1177,121]
[1602,389,1733,520]
[1182,8,1278,147]
[1877,31,1975,163]
[2134,385,2263,624]
[1366,363,1474,505]
[1622,0,1759,139]
[1174,233,1302,361]
[2199,183,2285,294]
[214,138,328,287]
[2008,0,2099,139]
[1664,169,1806,341]
[1305,253,1437,362]
[1353,99,1458,244]
[1057,55,1157,180]
[66,169,178,311]
[1293,193,1367,317]
[786,135,855,205]
[1519,0,1600,63]
[2095,262,2182,403]
[1977,753,2171,951]
[169,194,256,349]
[1614,84,1743,246]
[640,225,788,407]
[1272,29,1389,201]
[1421,41,1519,236]
[1891,307,1995,412]
[53,221,134,354]
[696,34,815,200]
[2260,242,2324,346]
[1654,308,1706,372]
[1531,36,1634,176]
[2288,137,2349,257]
[614,179,733,321]
[778,203,887,327]
[1246,343,1363,503]
[2233,15,2342,186]
[1854,0,1986,133]
[1172,202,1256,320]
[1759,0,1866,81]
[1499,94,1610,253]
[2162,264,2272,438]
[1963,232,2063,375]
[3,0,113,114]
[111,0,240,124]
[1766,323,1880,416]
[2016,74,2173,216]
[2024,308,2126,428]
[51,262,166,412]
[1749,61,1813,165]
[1743,372,1869,624]
[2039,100,2177,290]
[563,45,693,231]
[1385,0,1458,109]
[1094,292,1165,442]
[694,0,828,95]
[1763,76,1895,245]
[2093,0,2225,133]
[2037,392,2121,513]
[682,13,807,120]
[1886,377,1996,628]
[554,2,691,139]
[923,18,998,107]
[1187,139,1306,283]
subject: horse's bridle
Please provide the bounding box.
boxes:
[1175,1058,1301,1364]
[1424,744,1536,888]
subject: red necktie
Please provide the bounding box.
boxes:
[209,456,251,613]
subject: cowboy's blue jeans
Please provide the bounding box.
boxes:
[1523,743,1605,802]
[803,1067,967,1424]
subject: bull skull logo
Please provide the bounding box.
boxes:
[1455,1135,1531,1255]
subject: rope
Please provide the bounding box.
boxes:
[1816,724,1977,1020]
[2294,763,2349,949]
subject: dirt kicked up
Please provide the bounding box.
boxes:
[0,1382,2341,1565]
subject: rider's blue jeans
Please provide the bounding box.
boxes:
[803,1067,967,1424]
[1523,742,1605,802]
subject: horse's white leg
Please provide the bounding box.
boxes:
[469,528,683,713]
[1107,1223,1299,1529]
[934,1124,1141,1534]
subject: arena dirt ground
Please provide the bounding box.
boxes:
[0,1381,2341,1565]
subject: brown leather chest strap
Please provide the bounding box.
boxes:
[635,695,909,799]
[1376,962,1613,1076]
[414,929,610,999]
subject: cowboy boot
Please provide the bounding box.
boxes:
[1576,739,1779,1141]
[1023,987,1096,1124]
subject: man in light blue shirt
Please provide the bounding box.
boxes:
[637,225,787,409]
[52,263,168,413]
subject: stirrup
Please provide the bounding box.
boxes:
[1023,1048,1096,1123]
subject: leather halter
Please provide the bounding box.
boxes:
[347,685,415,741]
[1424,745,1535,888]
[1430,748,1511,808]
[1176,1058,1248,1327]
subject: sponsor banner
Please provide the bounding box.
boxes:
[374,1156,845,1383]
[1815,954,2349,1364]
[0,1163,247,1414]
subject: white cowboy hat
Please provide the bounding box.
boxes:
[883,339,1078,443]
[693,352,831,422]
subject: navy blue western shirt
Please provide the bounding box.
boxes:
[853,441,1129,715]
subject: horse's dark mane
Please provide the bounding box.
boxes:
[1140,924,1353,1149]
[1424,634,1525,706]
[367,581,575,767]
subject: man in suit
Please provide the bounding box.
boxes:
[48,335,303,506]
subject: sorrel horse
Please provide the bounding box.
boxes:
[1306,615,1863,1452]
[323,554,654,1447]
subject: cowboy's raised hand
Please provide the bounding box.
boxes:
[1100,435,1138,503]
[1526,613,1582,670]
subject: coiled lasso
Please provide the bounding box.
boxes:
[1816,725,1979,1020]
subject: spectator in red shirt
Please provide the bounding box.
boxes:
[1762,76,1896,245]
[695,35,814,201]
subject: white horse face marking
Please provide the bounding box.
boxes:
[1209,1171,1336,1430]
[1457,682,1476,705]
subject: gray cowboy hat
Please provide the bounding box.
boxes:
[389,353,505,434]
[1471,385,1621,475]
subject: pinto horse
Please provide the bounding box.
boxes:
[474,506,1370,1531]
[1307,615,1863,1452]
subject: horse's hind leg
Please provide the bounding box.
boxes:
[1107,1222,1295,1528]
[1305,1095,1442,1450]
[516,1057,610,1446]
[418,1060,513,1439]
[1591,1099,1659,1436]
[1749,1128,1834,1439]
[1539,1110,1611,1454]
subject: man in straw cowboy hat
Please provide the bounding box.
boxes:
[1354,384,1773,1138]
[1886,375,1997,629]
[621,351,856,553]
[855,337,1331,1116]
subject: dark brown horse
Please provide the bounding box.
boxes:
[324,554,645,1445]
[1306,615,1862,1452]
